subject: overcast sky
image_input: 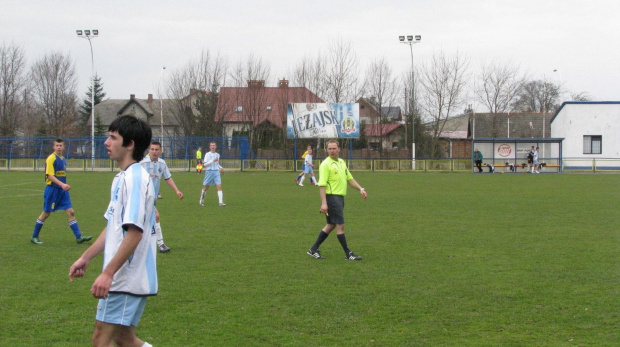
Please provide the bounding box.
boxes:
[2,0,619,107]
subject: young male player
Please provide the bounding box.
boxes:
[140,141,184,253]
[69,115,157,347]
[30,138,92,245]
[200,142,226,206]
[298,147,317,186]
[307,140,367,260]
[295,145,312,184]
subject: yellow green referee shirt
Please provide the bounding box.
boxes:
[318,157,353,196]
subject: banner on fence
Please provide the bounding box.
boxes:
[286,103,359,139]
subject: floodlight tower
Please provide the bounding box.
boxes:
[76,29,98,171]
[399,34,421,166]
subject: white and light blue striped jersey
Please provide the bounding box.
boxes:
[139,157,172,197]
[203,151,221,171]
[103,163,157,296]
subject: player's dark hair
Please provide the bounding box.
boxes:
[109,115,152,162]
[55,138,64,143]
[151,141,162,147]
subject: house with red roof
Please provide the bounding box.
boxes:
[215,79,324,146]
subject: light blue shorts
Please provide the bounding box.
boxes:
[203,170,221,186]
[303,166,314,174]
[96,293,147,327]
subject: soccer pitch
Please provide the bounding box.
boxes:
[0,171,618,346]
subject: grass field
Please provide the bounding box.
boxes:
[0,171,618,346]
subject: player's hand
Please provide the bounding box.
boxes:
[360,189,368,200]
[62,183,71,191]
[320,203,328,215]
[91,273,113,299]
[177,191,184,199]
[69,258,88,282]
[213,158,219,162]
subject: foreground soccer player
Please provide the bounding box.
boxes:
[140,141,184,253]
[69,115,157,347]
[30,138,92,244]
[307,140,367,260]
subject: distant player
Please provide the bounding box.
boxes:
[196,147,203,174]
[298,147,317,186]
[295,145,312,184]
[199,142,226,206]
[140,141,184,253]
[30,138,92,245]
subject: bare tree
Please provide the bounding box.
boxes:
[30,51,78,136]
[166,50,228,136]
[474,60,525,113]
[364,57,398,153]
[325,38,361,103]
[0,43,28,135]
[419,51,469,158]
[292,53,329,101]
[229,54,271,149]
[511,79,561,113]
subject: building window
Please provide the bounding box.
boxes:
[266,106,272,111]
[583,135,602,154]
[236,106,243,112]
[369,142,380,151]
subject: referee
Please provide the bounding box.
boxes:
[307,140,367,260]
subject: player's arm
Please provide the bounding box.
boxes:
[319,186,328,214]
[348,179,368,200]
[69,227,107,282]
[165,177,183,199]
[90,225,142,299]
[47,174,70,191]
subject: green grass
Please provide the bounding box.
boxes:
[0,171,618,346]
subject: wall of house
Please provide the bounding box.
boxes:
[551,103,620,158]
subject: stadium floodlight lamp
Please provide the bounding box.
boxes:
[415,35,421,42]
[399,36,405,42]
[84,30,91,36]
[76,30,83,36]
[92,30,99,36]
[407,35,414,41]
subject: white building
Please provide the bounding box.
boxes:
[551,101,620,169]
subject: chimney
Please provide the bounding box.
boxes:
[247,80,265,88]
[148,94,153,103]
[130,94,135,100]
[278,79,289,88]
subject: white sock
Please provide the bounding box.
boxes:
[311,177,317,184]
[155,222,164,246]
[200,190,206,199]
[217,190,223,203]
[142,343,153,347]
[299,176,305,184]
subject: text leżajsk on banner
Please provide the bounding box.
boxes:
[287,103,360,139]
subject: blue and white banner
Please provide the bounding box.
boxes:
[286,103,360,139]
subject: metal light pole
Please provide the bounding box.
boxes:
[159,67,166,150]
[76,29,98,171]
[399,35,421,166]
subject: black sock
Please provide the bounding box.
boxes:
[337,234,350,254]
[311,231,329,251]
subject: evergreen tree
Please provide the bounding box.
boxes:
[78,74,106,134]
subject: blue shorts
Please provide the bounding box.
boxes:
[203,170,222,186]
[325,194,345,225]
[96,293,147,327]
[42,185,72,212]
[303,166,314,174]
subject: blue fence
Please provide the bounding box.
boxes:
[0,136,250,160]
